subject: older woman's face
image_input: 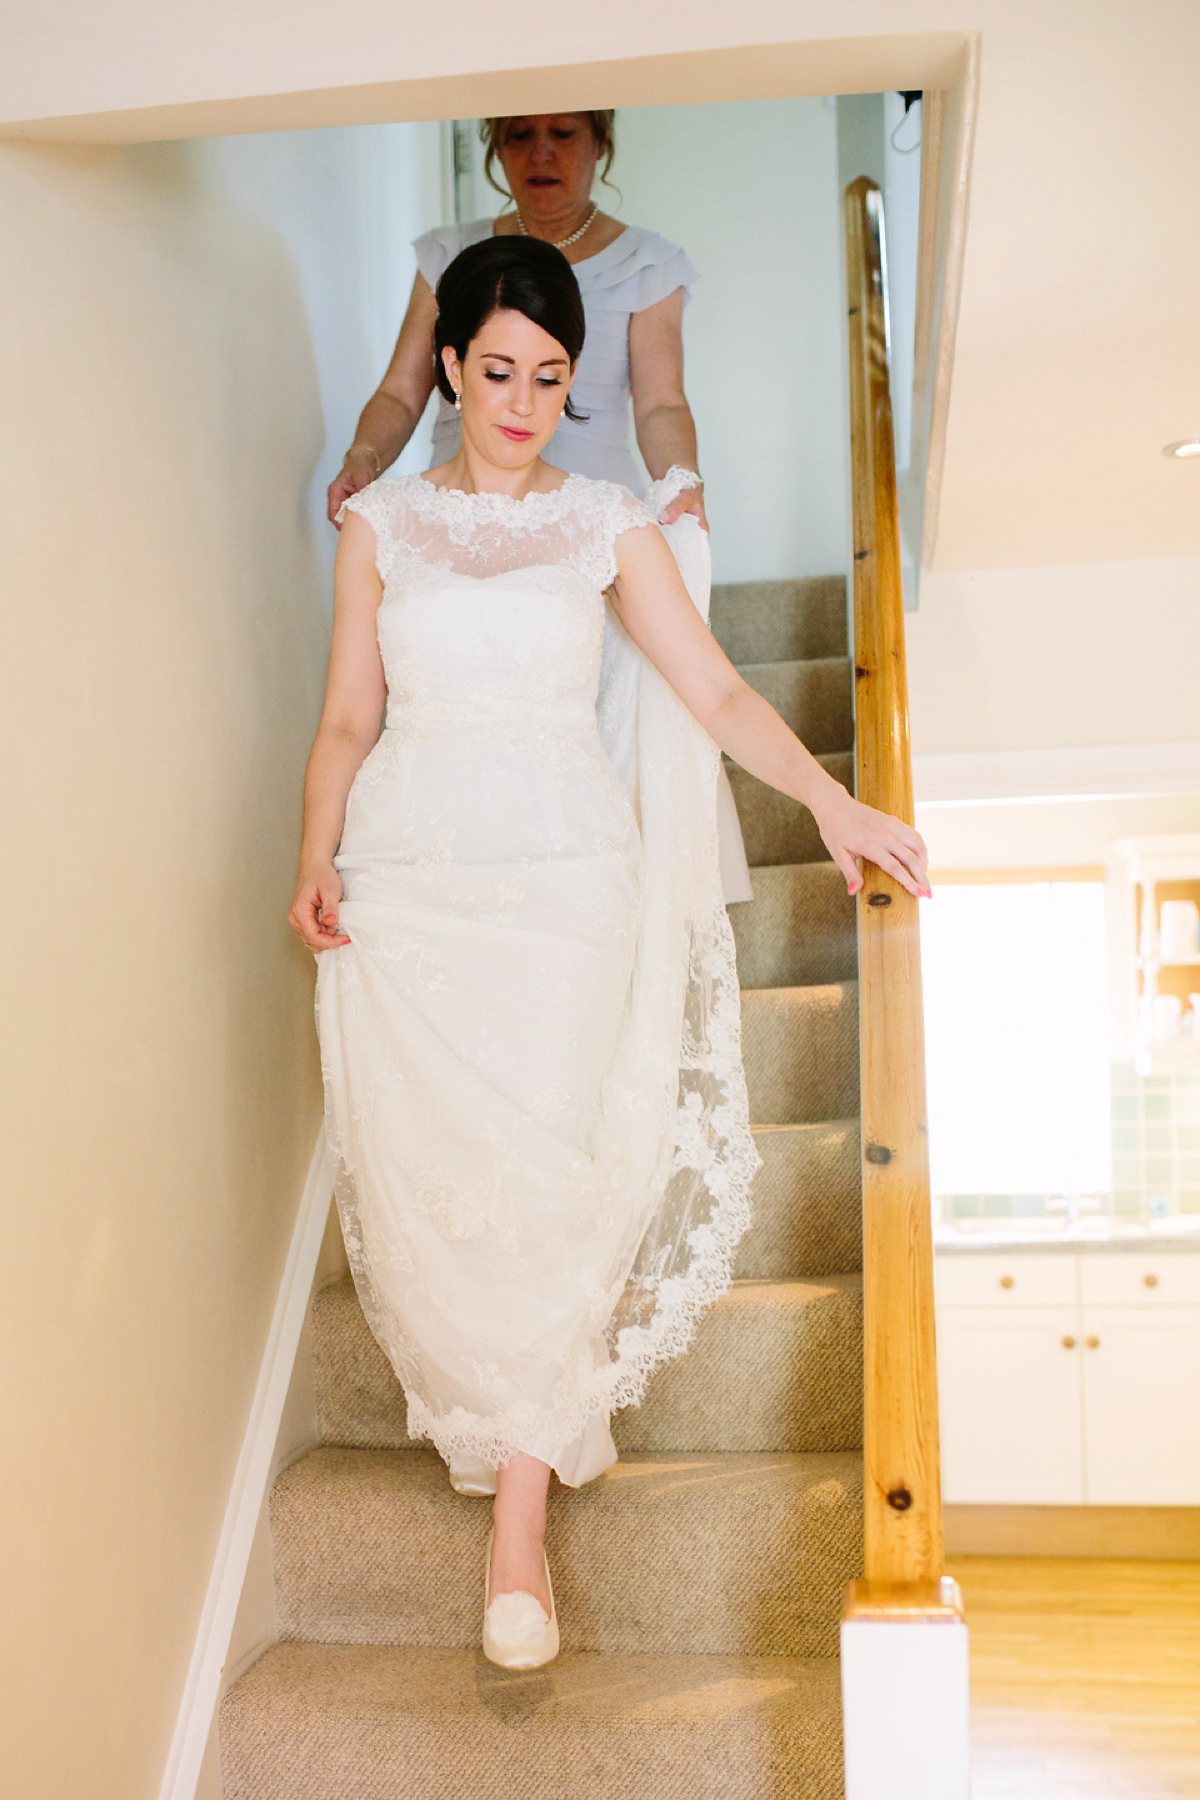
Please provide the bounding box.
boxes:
[498,115,601,216]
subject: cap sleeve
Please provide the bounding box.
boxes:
[586,227,699,313]
[629,241,698,312]
[335,478,401,584]
[412,226,455,293]
[412,220,495,294]
[598,483,657,587]
[612,485,656,538]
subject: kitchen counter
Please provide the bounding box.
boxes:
[934,1218,1200,1255]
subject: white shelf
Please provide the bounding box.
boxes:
[1135,1042,1200,1076]
[1109,836,1200,1070]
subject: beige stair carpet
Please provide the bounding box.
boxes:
[222,1645,845,1800]
[270,1447,861,1658]
[311,1272,862,1456]
[221,573,862,1799]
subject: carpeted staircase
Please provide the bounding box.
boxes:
[220,575,863,1799]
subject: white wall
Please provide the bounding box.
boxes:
[614,97,848,583]
[906,552,1200,758]
[918,793,1200,874]
[906,552,1200,871]
[202,122,445,598]
[882,91,922,475]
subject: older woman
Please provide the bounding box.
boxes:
[328,112,705,525]
[328,110,752,898]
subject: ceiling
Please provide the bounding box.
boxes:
[2,0,1197,573]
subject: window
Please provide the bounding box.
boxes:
[921,882,1111,1204]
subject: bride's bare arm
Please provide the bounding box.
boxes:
[289,514,387,950]
[610,524,930,900]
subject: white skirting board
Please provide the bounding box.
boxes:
[157,1128,335,1800]
[841,1617,971,1800]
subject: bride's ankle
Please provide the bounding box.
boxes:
[489,1521,550,1599]
[491,1516,545,1561]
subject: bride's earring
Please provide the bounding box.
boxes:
[454,390,462,412]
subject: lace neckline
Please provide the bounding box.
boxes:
[410,471,586,514]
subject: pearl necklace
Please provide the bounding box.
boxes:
[515,202,597,250]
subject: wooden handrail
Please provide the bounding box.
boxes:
[842,177,948,1606]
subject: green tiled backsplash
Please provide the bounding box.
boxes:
[938,1068,1200,1222]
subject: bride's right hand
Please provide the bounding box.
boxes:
[289,864,352,952]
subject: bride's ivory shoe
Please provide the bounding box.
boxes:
[448,1455,498,1497]
[481,1529,559,1670]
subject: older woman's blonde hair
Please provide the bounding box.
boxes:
[479,113,617,200]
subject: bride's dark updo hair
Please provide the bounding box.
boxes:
[433,237,587,422]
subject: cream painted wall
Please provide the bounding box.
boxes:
[906,554,1200,758]
[0,124,439,1800]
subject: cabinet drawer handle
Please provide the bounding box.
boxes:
[1086,1335,1100,1349]
[999,1275,1015,1289]
[1144,1273,1159,1288]
[1061,1335,1077,1349]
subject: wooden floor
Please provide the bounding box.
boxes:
[949,1558,1200,1798]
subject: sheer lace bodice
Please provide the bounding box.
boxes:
[344,469,653,585]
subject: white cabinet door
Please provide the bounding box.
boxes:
[1081,1306,1200,1504]
[938,1307,1083,1503]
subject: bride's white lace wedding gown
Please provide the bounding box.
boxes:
[319,471,757,1487]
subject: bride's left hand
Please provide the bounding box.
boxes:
[811,783,931,900]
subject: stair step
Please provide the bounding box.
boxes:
[270,1446,861,1659]
[313,1278,419,1450]
[730,863,857,989]
[614,1276,862,1454]
[740,983,859,1124]
[221,1642,844,1800]
[314,1275,862,1455]
[737,657,853,755]
[737,1121,861,1280]
[727,752,853,867]
[244,562,863,1793]
[710,575,847,665]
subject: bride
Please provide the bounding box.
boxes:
[289,235,929,1672]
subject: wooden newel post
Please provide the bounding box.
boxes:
[842,176,948,1607]
[839,172,969,1800]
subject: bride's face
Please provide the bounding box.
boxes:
[443,308,575,468]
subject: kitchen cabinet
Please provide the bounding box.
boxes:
[938,1307,1083,1503]
[1080,1307,1200,1503]
[936,1248,1200,1505]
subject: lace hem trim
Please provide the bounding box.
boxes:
[327,893,759,1473]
